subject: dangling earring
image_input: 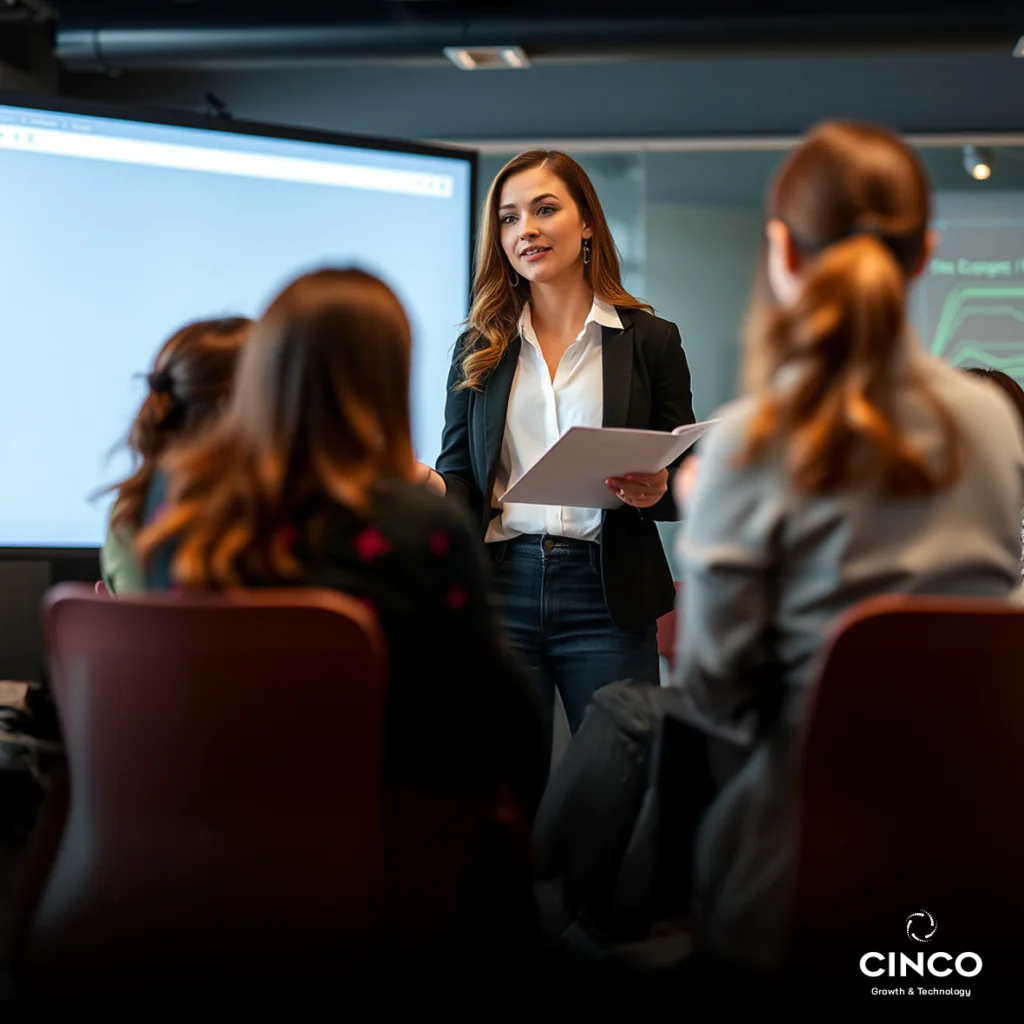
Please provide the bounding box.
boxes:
[583,239,591,265]
[509,269,520,287]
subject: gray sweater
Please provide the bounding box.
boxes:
[670,348,1024,971]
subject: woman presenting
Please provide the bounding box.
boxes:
[420,150,694,750]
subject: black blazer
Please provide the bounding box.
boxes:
[436,307,695,630]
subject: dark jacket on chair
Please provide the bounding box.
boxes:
[436,308,695,631]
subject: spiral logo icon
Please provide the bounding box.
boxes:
[906,910,938,942]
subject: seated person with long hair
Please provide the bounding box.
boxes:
[671,122,1024,975]
[100,317,252,594]
[135,269,547,817]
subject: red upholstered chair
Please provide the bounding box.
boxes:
[788,594,1024,995]
[10,582,390,1004]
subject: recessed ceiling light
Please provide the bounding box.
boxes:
[443,46,531,71]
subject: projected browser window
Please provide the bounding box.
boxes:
[0,101,472,548]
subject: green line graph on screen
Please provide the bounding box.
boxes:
[919,196,1024,384]
[927,284,1024,379]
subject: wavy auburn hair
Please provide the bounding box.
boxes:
[107,317,252,535]
[739,121,962,497]
[135,269,415,588]
[459,150,652,391]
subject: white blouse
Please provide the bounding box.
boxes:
[486,296,622,544]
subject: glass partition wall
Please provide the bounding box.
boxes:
[476,140,1024,573]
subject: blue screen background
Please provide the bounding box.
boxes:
[0,103,472,547]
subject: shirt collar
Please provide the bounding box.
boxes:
[519,295,623,345]
[587,296,625,331]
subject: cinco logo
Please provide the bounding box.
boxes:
[906,910,938,943]
[860,913,982,979]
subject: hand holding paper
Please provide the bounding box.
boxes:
[498,420,716,510]
[606,466,669,508]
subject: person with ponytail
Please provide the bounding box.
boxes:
[419,150,695,755]
[669,122,1024,976]
[100,317,252,594]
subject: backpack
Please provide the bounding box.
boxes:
[531,679,723,945]
[0,681,63,846]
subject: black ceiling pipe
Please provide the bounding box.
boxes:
[55,13,1020,73]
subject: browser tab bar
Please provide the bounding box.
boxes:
[0,124,454,199]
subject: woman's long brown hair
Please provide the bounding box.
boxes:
[739,122,962,497]
[135,269,416,588]
[108,317,252,535]
[459,150,652,391]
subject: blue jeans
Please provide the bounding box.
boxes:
[487,534,659,745]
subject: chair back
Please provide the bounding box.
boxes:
[13,582,388,995]
[790,594,1024,988]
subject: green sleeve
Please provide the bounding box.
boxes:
[100,516,147,594]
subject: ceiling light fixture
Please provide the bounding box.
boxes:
[963,145,993,180]
[443,46,531,71]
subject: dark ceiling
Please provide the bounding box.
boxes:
[5,1,1015,146]
[32,1,1024,71]
[38,0,1024,32]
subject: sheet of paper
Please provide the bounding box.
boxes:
[499,421,716,509]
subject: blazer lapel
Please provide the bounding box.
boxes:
[602,314,635,428]
[484,335,520,477]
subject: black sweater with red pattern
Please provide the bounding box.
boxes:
[144,476,547,818]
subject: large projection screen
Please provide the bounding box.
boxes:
[0,92,475,553]
[914,191,1024,382]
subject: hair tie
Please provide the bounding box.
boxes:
[848,222,922,268]
[148,369,174,396]
[848,222,886,240]
[787,220,919,269]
